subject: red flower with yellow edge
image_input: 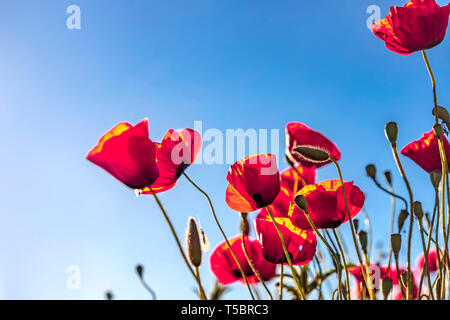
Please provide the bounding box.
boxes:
[400,128,450,173]
[255,213,317,265]
[210,236,276,285]
[258,164,316,219]
[288,180,365,230]
[225,154,280,213]
[286,122,341,168]
[142,128,202,194]
[86,119,159,189]
[371,0,450,55]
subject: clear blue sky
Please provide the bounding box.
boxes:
[0,0,449,299]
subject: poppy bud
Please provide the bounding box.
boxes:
[430,170,442,189]
[432,106,450,129]
[398,210,408,233]
[105,291,114,300]
[383,171,393,186]
[294,194,308,211]
[354,219,359,233]
[382,277,393,300]
[366,164,377,180]
[391,234,402,258]
[433,124,443,139]
[136,264,144,279]
[385,122,398,147]
[358,230,368,253]
[186,217,202,267]
[413,201,424,220]
[293,146,330,164]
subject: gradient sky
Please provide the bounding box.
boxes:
[0,0,449,299]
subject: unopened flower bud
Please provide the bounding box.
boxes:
[366,164,377,180]
[391,234,402,258]
[433,124,443,139]
[432,106,450,128]
[383,171,393,186]
[385,122,398,147]
[358,231,368,253]
[382,277,393,300]
[105,291,114,300]
[240,213,250,236]
[413,201,424,220]
[398,210,409,232]
[294,194,308,211]
[293,146,330,164]
[186,217,202,267]
[135,264,144,279]
[430,170,442,189]
[354,219,359,232]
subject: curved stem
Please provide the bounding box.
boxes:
[149,188,200,289]
[266,206,305,299]
[371,178,408,210]
[240,215,273,300]
[330,158,375,300]
[388,146,414,300]
[182,172,255,300]
[333,228,351,300]
[195,267,208,300]
[422,50,438,124]
[386,184,396,269]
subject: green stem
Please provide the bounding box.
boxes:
[182,172,255,300]
[266,206,306,299]
[195,267,208,300]
[279,263,284,300]
[388,146,414,300]
[333,228,351,300]
[240,215,273,300]
[330,158,375,300]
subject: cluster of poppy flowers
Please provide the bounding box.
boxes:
[86,0,450,300]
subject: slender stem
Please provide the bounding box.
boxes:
[138,277,157,300]
[438,139,449,300]
[388,146,414,299]
[279,263,284,300]
[195,267,208,300]
[330,158,375,300]
[371,178,408,210]
[240,215,273,300]
[395,254,407,300]
[333,228,351,300]
[422,50,439,124]
[386,184,396,269]
[149,188,200,287]
[182,172,255,300]
[266,206,305,299]
[302,210,343,299]
[419,190,438,299]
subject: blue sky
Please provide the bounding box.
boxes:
[0,0,449,299]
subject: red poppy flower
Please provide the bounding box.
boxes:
[255,213,317,265]
[86,119,159,189]
[225,154,280,213]
[210,236,276,285]
[400,128,450,173]
[288,180,365,230]
[349,264,386,299]
[258,165,316,219]
[142,128,202,194]
[286,122,341,168]
[371,0,450,55]
[415,248,440,273]
[382,266,418,300]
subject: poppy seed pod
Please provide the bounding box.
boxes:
[430,170,442,189]
[383,171,393,186]
[433,124,443,139]
[294,194,308,212]
[365,164,377,180]
[358,231,368,253]
[186,217,202,267]
[413,201,424,220]
[382,277,393,300]
[391,234,402,258]
[385,122,398,147]
[398,210,409,233]
[293,146,330,164]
